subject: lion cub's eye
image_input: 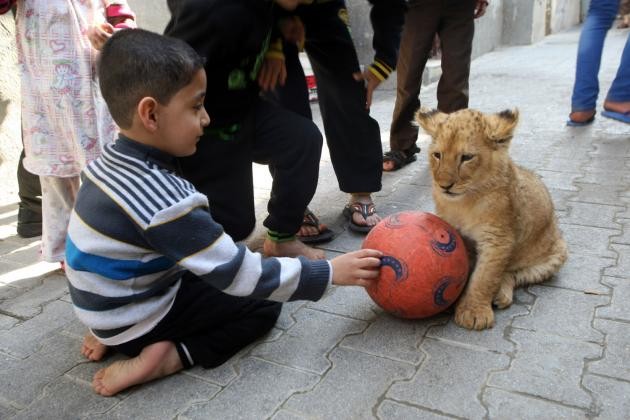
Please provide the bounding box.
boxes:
[432,152,441,159]
[461,154,474,162]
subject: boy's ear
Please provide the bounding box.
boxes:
[137,97,159,132]
[414,107,448,137]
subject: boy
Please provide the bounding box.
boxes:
[66,29,382,397]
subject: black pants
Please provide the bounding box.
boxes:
[115,274,282,369]
[270,2,382,193]
[17,149,41,215]
[178,98,323,241]
[390,0,476,152]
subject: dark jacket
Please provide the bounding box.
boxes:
[165,0,274,129]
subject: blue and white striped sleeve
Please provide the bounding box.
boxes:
[143,192,331,302]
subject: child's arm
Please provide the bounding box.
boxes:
[88,1,136,50]
[330,249,382,288]
[144,195,340,302]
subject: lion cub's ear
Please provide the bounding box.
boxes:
[484,109,519,147]
[415,107,448,137]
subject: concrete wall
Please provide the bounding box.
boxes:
[550,0,582,33]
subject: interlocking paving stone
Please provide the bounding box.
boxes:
[340,313,439,364]
[306,285,379,321]
[284,347,416,419]
[276,300,308,330]
[512,286,606,342]
[387,338,510,419]
[270,409,308,420]
[577,168,629,187]
[91,373,220,419]
[427,303,529,354]
[551,253,613,294]
[9,377,116,419]
[251,308,366,374]
[483,388,588,419]
[583,374,630,419]
[376,400,454,420]
[597,277,630,322]
[549,188,579,212]
[611,218,630,244]
[489,329,601,408]
[0,313,17,330]
[0,300,75,358]
[0,334,84,408]
[180,357,319,419]
[0,273,68,319]
[589,319,630,382]
[558,224,618,258]
[0,404,16,419]
[604,243,630,278]
[584,156,629,171]
[561,201,624,229]
[571,183,626,206]
[537,170,581,191]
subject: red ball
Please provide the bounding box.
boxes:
[362,211,469,319]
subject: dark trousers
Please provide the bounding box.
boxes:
[270,2,382,193]
[115,274,282,369]
[178,98,322,241]
[389,0,475,152]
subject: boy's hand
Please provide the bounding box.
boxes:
[331,249,382,288]
[87,22,114,50]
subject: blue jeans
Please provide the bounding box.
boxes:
[571,0,630,111]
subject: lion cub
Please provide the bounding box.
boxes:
[416,108,568,330]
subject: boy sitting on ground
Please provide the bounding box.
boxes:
[65,29,382,397]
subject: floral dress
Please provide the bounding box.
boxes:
[16,0,116,177]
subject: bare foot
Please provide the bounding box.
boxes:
[382,159,396,172]
[81,333,108,361]
[568,110,596,124]
[603,100,630,114]
[92,341,183,397]
[349,194,381,229]
[263,238,325,260]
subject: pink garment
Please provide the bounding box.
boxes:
[16,0,117,177]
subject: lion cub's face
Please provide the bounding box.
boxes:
[416,108,519,199]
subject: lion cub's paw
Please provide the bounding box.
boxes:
[493,281,514,309]
[455,303,495,330]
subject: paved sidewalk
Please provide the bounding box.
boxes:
[1,26,630,419]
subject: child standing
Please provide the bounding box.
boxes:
[14,0,134,263]
[67,29,382,397]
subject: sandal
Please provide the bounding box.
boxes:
[382,145,420,172]
[342,202,377,233]
[296,209,335,244]
[567,110,596,127]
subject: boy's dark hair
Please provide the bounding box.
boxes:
[98,28,205,128]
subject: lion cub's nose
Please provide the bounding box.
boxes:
[440,183,455,191]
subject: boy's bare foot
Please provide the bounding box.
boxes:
[92,341,183,397]
[263,238,326,260]
[82,333,108,361]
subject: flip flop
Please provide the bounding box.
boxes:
[342,202,377,233]
[602,110,630,124]
[382,145,421,172]
[296,209,335,244]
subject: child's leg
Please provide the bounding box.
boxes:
[81,332,108,361]
[111,275,281,378]
[92,341,182,397]
[39,175,80,262]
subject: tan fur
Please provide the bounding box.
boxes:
[415,108,568,330]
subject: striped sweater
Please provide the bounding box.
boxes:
[65,135,331,346]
